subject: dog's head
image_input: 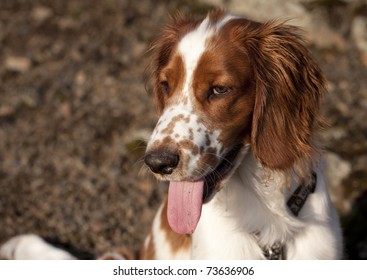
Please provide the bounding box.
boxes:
[144,10,325,234]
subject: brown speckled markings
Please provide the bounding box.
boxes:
[205,132,211,146]
[179,140,199,156]
[147,102,224,179]
[188,128,194,141]
[160,114,185,135]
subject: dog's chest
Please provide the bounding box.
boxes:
[191,206,266,259]
[190,169,303,259]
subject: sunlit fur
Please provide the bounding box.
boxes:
[142,10,343,260]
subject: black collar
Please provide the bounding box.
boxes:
[287,172,317,216]
[262,172,317,260]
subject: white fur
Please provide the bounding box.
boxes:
[193,152,342,259]
[178,17,213,99]
[152,151,342,259]
[0,234,76,260]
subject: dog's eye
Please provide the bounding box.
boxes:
[160,81,170,94]
[212,85,232,96]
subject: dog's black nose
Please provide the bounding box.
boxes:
[144,151,179,175]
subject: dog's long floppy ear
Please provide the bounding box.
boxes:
[246,21,326,170]
[148,25,178,115]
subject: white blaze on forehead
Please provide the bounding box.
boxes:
[177,17,213,105]
[178,17,213,76]
[216,14,240,29]
[177,14,238,70]
[177,14,238,103]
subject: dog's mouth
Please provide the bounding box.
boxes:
[167,144,243,235]
[202,144,243,203]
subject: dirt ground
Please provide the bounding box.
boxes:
[0,0,366,259]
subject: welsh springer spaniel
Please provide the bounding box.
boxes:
[0,10,343,260]
[141,10,343,260]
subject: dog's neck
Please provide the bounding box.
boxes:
[191,150,305,259]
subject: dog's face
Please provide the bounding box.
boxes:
[144,11,324,233]
[146,16,255,190]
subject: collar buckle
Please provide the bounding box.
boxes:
[262,242,285,260]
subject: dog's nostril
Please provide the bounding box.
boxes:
[144,151,179,175]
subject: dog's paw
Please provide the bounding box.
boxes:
[0,234,77,260]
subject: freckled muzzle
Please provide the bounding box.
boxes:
[145,105,225,180]
[145,111,244,196]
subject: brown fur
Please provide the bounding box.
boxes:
[139,231,155,260]
[230,20,325,171]
[150,14,325,172]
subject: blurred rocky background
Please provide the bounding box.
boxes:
[0,0,366,259]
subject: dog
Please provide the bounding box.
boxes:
[0,10,342,260]
[140,10,343,259]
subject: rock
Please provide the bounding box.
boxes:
[75,71,87,86]
[199,0,347,50]
[21,95,37,109]
[324,152,352,213]
[131,41,147,59]
[200,0,309,25]
[306,18,346,51]
[0,106,15,118]
[31,6,53,23]
[57,17,79,30]
[351,16,367,65]
[58,102,72,119]
[138,180,154,193]
[5,56,32,73]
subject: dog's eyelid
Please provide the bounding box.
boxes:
[212,85,232,96]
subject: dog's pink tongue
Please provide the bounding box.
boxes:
[167,180,204,235]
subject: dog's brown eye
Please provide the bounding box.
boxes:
[160,81,170,94]
[212,85,231,96]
